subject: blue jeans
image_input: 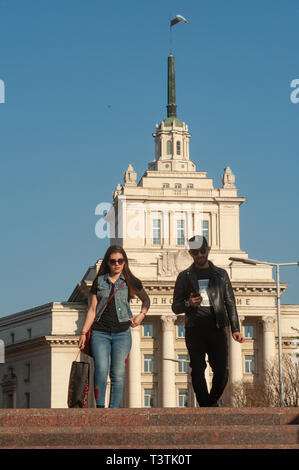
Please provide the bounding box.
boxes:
[90,329,132,408]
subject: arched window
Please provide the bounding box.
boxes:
[176,141,181,155]
[167,140,172,155]
[155,140,161,158]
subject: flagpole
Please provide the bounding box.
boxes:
[169,16,172,55]
[169,14,173,55]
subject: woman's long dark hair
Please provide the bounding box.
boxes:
[94,245,140,299]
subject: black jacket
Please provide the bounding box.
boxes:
[172,261,240,333]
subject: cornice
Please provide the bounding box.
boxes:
[45,336,79,346]
[0,303,54,327]
[4,336,80,357]
[0,302,88,327]
[75,279,287,298]
[4,337,49,357]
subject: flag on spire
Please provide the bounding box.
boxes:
[170,14,189,27]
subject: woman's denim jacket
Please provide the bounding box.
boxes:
[94,273,133,323]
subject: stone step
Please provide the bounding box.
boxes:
[0,407,298,427]
[0,408,298,449]
[0,424,298,449]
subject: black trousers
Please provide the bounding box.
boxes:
[185,318,229,406]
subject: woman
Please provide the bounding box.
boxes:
[78,245,150,408]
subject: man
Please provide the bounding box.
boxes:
[172,235,244,407]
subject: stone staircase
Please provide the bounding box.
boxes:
[0,407,298,449]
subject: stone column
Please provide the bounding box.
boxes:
[229,316,245,384]
[186,208,193,241]
[262,316,276,373]
[211,212,217,247]
[128,325,142,407]
[162,209,170,248]
[161,315,176,407]
[145,207,151,248]
[169,211,174,247]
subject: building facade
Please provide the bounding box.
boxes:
[0,55,298,408]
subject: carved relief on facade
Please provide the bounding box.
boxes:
[158,250,191,278]
[174,250,192,272]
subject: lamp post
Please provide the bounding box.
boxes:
[229,256,299,407]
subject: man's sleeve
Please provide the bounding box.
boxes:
[223,271,240,333]
[172,272,190,315]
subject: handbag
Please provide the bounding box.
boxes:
[82,279,126,356]
[68,352,90,408]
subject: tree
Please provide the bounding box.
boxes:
[226,354,299,407]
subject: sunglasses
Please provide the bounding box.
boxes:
[190,247,207,256]
[108,258,125,266]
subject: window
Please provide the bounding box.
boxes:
[244,355,255,374]
[167,140,172,155]
[177,355,189,373]
[144,389,154,407]
[6,393,14,409]
[24,392,30,408]
[176,141,181,155]
[201,220,209,244]
[152,219,161,245]
[27,328,32,339]
[187,183,193,189]
[162,183,169,188]
[178,389,188,407]
[144,355,154,373]
[143,324,153,338]
[174,183,182,188]
[244,325,254,339]
[176,220,185,245]
[156,140,161,158]
[177,325,185,338]
[10,333,15,345]
[24,363,30,383]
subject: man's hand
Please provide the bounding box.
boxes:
[189,292,202,308]
[232,331,245,343]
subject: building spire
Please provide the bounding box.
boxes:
[167,54,177,118]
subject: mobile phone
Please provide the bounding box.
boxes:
[191,291,201,297]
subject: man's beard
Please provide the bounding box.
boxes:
[195,255,209,266]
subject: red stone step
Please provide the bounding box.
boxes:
[0,424,298,449]
[0,408,298,449]
[0,407,297,427]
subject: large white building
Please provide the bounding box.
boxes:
[0,55,298,408]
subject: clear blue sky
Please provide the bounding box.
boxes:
[0,0,298,316]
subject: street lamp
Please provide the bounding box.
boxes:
[229,256,299,407]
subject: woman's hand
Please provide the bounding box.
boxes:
[130,313,145,328]
[78,333,87,350]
